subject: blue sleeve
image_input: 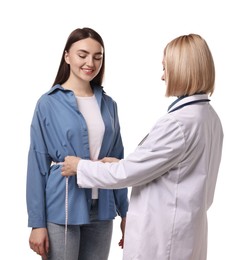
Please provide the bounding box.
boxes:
[26,102,52,227]
[110,101,129,217]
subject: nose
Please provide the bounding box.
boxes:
[161,74,165,81]
[86,56,94,67]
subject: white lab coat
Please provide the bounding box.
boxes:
[77,94,223,260]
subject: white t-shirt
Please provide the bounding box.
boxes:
[76,95,105,199]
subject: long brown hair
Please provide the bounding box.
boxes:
[52,27,105,87]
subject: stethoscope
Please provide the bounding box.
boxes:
[167,95,210,113]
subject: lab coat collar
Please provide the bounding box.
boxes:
[168,94,210,113]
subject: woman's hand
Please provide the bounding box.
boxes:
[119,217,126,249]
[29,228,49,260]
[61,156,81,177]
[118,217,126,249]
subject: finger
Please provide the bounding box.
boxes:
[31,245,40,255]
[100,157,109,163]
[30,242,38,251]
[45,238,49,254]
[40,251,48,260]
[38,245,46,257]
[61,170,69,177]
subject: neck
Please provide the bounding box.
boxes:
[62,79,93,97]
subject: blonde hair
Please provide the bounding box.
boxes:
[164,34,215,97]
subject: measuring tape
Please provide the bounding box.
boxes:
[64,176,69,259]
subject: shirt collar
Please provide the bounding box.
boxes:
[47,83,104,95]
[47,84,65,94]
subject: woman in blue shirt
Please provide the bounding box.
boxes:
[26,27,128,260]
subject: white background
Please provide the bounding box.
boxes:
[0,0,244,259]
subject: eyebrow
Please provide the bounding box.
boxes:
[77,49,103,55]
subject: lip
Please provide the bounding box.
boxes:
[82,68,94,75]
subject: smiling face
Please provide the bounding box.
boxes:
[64,37,104,83]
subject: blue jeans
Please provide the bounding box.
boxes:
[46,200,113,260]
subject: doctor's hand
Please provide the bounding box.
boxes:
[100,157,120,163]
[61,156,81,177]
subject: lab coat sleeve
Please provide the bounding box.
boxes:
[77,116,186,189]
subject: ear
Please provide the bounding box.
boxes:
[64,51,70,64]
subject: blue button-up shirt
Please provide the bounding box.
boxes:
[26,84,128,228]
